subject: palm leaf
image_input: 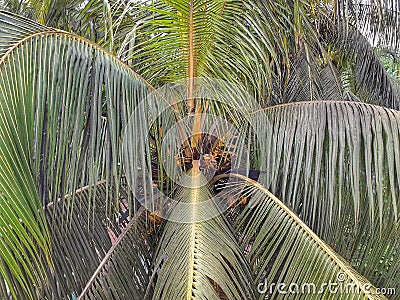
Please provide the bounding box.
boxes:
[111,0,295,104]
[78,207,154,300]
[252,100,400,291]
[228,174,387,299]
[148,169,254,300]
[45,180,121,299]
[324,21,400,109]
[339,0,400,52]
[0,10,150,298]
[0,10,49,57]
[0,0,85,29]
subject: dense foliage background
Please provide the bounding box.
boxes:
[0,0,399,299]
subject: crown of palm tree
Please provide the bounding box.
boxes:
[0,0,399,299]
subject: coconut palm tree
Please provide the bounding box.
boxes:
[0,0,399,299]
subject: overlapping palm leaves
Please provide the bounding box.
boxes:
[0,10,149,298]
[0,0,399,299]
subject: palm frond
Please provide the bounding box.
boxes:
[0,10,48,57]
[252,100,400,290]
[228,174,387,299]
[340,0,400,52]
[119,0,230,85]
[276,48,343,104]
[0,0,86,29]
[78,207,154,300]
[108,0,301,104]
[148,170,254,300]
[0,10,150,298]
[325,21,400,108]
[45,180,121,299]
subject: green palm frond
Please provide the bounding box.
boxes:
[120,0,228,85]
[255,101,400,225]
[339,0,400,52]
[78,207,154,300]
[324,21,400,108]
[226,174,387,300]
[0,10,150,298]
[110,0,298,104]
[0,0,86,29]
[45,181,121,299]
[276,48,343,104]
[0,2,399,300]
[148,169,254,300]
[252,100,400,290]
[0,10,48,57]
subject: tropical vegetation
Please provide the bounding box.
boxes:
[0,0,399,299]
